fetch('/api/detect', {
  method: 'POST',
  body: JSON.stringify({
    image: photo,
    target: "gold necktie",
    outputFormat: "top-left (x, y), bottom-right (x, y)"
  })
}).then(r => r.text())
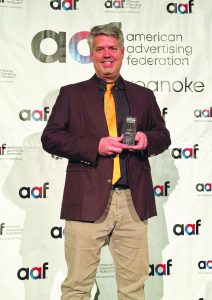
top-left (104, 83), bottom-right (121, 185)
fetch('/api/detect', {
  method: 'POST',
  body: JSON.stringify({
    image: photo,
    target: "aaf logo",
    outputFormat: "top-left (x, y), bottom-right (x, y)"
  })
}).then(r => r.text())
top-left (198, 260), bottom-right (212, 271)
top-left (173, 219), bottom-right (201, 236)
top-left (149, 259), bottom-right (172, 276)
top-left (17, 262), bottom-right (49, 280)
top-left (0, 143), bottom-right (6, 155)
top-left (51, 226), bottom-right (64, 239)
top-left (194, 107), bottom-right (212, 119)
top-left (32, 30), bottom-right (91, 64)
top-left (196, 182), bottom-right (212, 193)
top-left (19, 182), bottom-right (49, 199)
top-left (162, 107), bottom-right (168, 119)
top-left (105, 0), bottom-right (125, 8)
top-left (167, 0), bottom-right (194, 14)
top-left (50, 0), bottom-right (79, 10)
top-left (19, 107), bottom-right (50, 121)
top-left (0, 223), bottom-right (5, 235)
top-left (171, 144), bottom-right (199, 159)
top-left (154, 181), bottom-right (170, 197)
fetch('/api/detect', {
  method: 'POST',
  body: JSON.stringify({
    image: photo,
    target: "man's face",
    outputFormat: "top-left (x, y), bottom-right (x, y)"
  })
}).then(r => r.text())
top-left (90, 35), bottom-right (124, 82)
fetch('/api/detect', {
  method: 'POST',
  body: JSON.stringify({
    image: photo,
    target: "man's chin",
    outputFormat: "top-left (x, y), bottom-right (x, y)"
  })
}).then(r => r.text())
top-left (97, 70), bottom-right (118, 81)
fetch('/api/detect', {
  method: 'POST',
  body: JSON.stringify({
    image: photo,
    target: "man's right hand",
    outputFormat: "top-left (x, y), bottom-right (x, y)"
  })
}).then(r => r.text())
top-left (98, 135), bottom-right (127, 156)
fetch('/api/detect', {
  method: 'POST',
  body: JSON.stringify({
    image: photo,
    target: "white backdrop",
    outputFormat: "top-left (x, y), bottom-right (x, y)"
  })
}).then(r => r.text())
top-left (0, 1), bottom-right (212, 299)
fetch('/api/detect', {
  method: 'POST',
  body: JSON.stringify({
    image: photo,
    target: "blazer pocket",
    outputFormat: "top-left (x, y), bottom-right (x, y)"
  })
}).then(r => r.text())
top-left (66, 162), bottom-right (89, 172)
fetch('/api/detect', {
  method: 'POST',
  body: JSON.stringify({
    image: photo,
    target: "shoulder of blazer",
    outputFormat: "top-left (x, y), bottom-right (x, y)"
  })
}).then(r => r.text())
top-left (59, 76), bottom-right (97, 93)
top-left (123, 79), bottom-right (154, 96)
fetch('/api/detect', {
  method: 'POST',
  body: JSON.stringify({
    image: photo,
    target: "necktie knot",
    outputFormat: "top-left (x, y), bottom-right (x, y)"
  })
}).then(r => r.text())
top-left (106, 83), bottom-right (114, 92)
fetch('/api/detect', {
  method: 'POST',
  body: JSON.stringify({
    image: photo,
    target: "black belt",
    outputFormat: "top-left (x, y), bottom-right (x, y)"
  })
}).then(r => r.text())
top-left (112, 184), bottom-right (130, 191)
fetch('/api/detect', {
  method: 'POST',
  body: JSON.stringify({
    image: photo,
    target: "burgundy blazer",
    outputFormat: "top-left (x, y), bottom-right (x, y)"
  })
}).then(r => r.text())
top-left (41, 75), bottom-right (171, 221)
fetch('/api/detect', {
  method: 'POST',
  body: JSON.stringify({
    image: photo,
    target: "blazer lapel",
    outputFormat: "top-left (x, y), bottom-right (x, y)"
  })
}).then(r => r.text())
top-left (124, 81), bottom-right (140, 119)
top-left (124, 80), bottom-right (147, 132)
top-left (81, 77), bottom-right (109, 137)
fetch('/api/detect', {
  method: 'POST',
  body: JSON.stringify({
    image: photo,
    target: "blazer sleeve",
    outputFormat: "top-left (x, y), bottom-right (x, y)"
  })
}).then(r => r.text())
top-left (143, 91), bottom-right (171, 157)
top-left (41, 87), bottom-right (101, 165)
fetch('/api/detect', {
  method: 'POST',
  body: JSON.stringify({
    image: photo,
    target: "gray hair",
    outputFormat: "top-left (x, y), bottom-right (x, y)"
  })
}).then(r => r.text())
top-left (87, 23), bottom-right (124, 52)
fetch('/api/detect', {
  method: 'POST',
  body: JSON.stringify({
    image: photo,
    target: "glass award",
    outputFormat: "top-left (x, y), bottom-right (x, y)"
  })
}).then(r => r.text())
top-left (123, 117), bottom-right (137, 145)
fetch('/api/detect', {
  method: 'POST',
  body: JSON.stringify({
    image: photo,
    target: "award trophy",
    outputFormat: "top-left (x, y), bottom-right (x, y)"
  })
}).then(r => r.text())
top-left (123, 117), bottom-right (137, 145)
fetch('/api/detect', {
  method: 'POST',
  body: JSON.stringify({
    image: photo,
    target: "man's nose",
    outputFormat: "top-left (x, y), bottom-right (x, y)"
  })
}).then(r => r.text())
top-left (103, 48), bottom-right (110, 57)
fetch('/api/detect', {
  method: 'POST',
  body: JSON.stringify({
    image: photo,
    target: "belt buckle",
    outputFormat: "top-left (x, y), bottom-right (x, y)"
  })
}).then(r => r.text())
top-left (113, 186), bottom-right (120, 191)
top-left (112, 184), bottom-right (129, 191)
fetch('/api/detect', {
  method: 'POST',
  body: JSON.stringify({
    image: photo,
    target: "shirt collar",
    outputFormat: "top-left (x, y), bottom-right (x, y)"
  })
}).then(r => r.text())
top-left (94, 74), bottom-right (125, 91)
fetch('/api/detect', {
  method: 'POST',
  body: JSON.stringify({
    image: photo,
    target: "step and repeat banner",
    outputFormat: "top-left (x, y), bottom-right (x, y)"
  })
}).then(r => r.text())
top-left (0, 1), bottom-right (212, 299)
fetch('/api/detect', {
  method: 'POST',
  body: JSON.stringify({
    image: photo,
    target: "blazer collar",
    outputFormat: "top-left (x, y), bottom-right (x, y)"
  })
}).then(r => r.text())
top-left (81, 75), bottom-right (109, 137)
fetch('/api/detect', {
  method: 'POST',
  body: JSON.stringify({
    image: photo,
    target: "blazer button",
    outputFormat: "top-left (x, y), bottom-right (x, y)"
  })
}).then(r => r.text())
top-left (107, 179), bottom-right (111, 183)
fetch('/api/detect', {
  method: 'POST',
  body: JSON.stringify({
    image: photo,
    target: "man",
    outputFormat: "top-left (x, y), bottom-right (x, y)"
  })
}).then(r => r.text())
top-left (41, 23), bottom-right (171, 300)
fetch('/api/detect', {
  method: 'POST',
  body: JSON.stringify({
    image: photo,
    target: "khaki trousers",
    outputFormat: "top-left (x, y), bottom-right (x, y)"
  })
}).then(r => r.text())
top-left (61, 189), bottom-right (149, 300)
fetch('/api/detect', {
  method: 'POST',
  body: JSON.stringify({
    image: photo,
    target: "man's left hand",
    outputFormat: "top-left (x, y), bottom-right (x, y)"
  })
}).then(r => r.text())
top-left (125, 131), bottom-right (148, 151)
